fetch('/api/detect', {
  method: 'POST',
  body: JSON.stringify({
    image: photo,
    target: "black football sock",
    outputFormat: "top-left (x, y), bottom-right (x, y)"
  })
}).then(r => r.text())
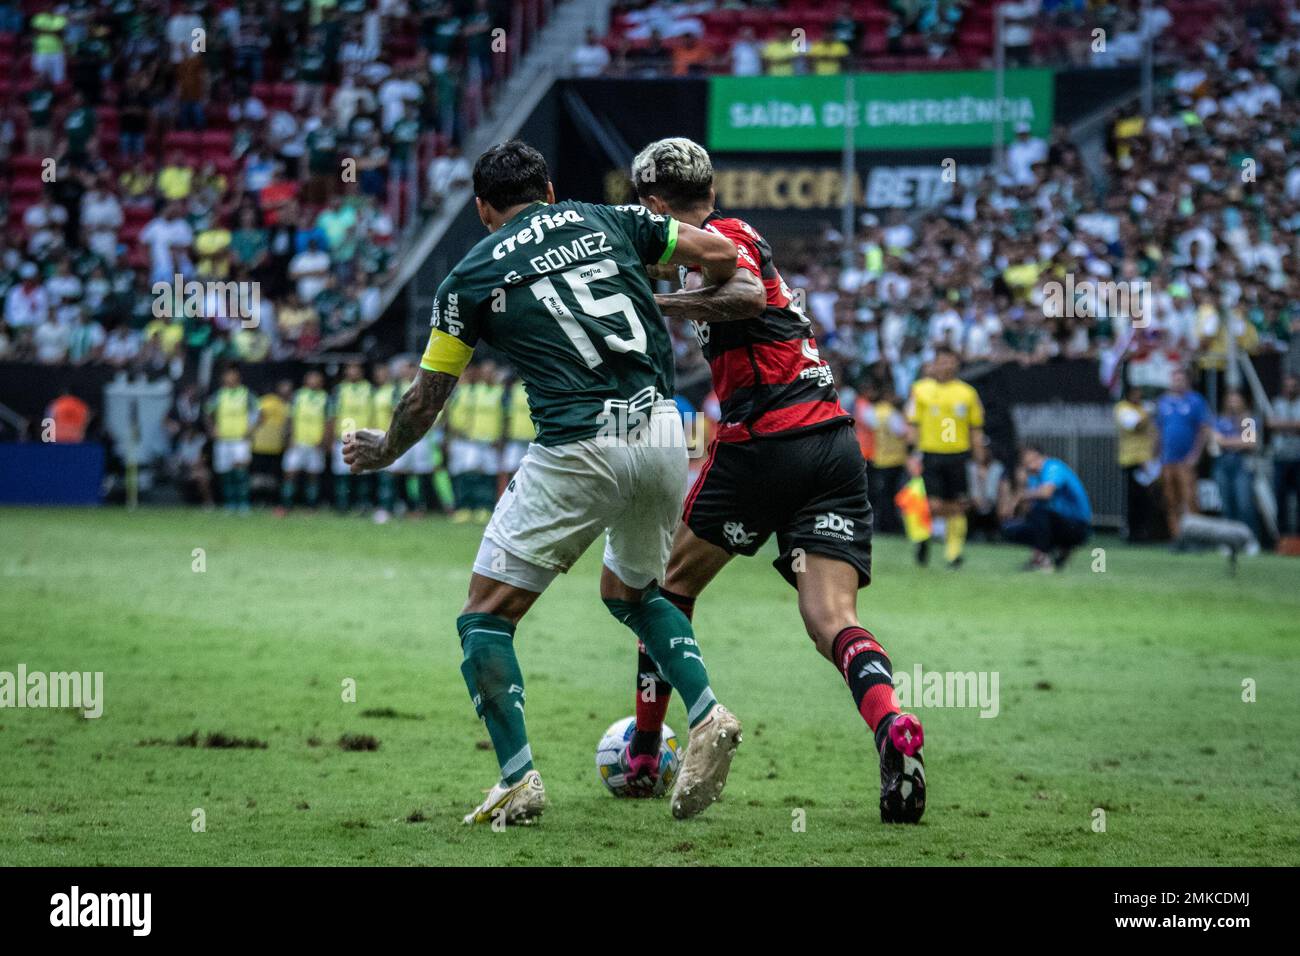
top-left (831, 626), bottom-right (902, 748)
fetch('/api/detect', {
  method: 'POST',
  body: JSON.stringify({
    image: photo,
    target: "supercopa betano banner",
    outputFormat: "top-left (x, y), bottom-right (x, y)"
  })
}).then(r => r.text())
top-left (590, 148), bottom-right (992, 240)
top-left (708, 148), bottom-right (992, 215)
top-left (707, 69), bottom-right (1055, 151)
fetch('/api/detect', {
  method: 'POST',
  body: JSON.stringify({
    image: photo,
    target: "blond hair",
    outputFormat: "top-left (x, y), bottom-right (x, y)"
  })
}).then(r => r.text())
top-left (631, 137), bottom-right (714, 206)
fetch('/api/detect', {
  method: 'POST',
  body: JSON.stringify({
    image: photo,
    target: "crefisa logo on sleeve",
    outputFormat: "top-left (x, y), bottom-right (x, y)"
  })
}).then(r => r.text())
top-left (49, 886), bottom-right (151, 937)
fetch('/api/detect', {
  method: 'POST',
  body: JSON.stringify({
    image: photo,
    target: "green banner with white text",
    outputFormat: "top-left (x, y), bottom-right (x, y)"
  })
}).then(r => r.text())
top-left (708, 69), bottom-right (1055, 151)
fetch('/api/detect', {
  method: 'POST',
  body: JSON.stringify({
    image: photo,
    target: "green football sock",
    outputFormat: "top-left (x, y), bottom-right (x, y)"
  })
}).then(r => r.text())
top-left (376, 472), bottom-right (395, 511)
top-left (433, 471), bottom-right (453, 510)
top-left (334, 475), bottom-right (350, 510)
top-left (220, 472), bottom-right (234, 505)
top-left (604, 587), bottom-right (716, 728)
top-left (235, 469), bottom-right (251, 506)
top-left (281, 476), bottom-right (296, 507)
top-left (402, 475), bottom-right (422, 510)
top-left (458, 613), bottom-right (533, 785)
top-left (305, 475), bottom-right (319, 507)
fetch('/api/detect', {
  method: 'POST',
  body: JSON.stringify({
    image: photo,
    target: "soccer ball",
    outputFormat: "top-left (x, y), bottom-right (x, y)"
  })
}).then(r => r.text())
top-left (595, 716), bottom-right (680, 798)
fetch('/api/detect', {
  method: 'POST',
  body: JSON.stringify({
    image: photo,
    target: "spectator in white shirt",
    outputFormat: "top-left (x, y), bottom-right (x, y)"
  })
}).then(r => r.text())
top-left (81, 182), bottom-right (124, 261)
top-left (290, 239), bottom-right (332, 303)
top-left (1006, 123), bottom-right (1048, 186)
top-left (166, 2), bottom-right (204, 64)
top-left (999, 0), bottom-right (1040, 65)
top-left (426, 146), bottom-right (472, 211)
top-left (4, 263), bottom-right (50, 329)
top-left (140, 203), bottom-right (194, 284)
top-left (339, 23), bottom-right (380, 78)
top-left (44, 257), bottom-right (83, 324)
top-left (22, 195), bottom-right (67, 258)
top-left (377, 68), bottom-right (422, 132)
top-left (332, 76), bottom-right (377, 129)
top-left (102, 324), bottom-right (141, 367)
top-left (34, 312), bottom-right (70, 363)
top-left (570, 29), bottom-right (611, 77)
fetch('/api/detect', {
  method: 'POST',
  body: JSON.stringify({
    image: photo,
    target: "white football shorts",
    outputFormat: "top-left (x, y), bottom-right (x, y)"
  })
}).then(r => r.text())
top-left (473, 400), bottom-right (688, 592)
top-left (212, 439), bottom-right (252, 474)
top-left (282, 443), bottom-right (325, 474)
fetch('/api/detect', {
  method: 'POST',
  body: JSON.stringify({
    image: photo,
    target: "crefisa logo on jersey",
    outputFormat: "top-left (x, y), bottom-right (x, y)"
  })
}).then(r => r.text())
top-left (445, 292), bottom-right (461, 335)
top-left (492, 209), bottom-right (586, 260)
top-left (432, 292), bottom-right (462, 335)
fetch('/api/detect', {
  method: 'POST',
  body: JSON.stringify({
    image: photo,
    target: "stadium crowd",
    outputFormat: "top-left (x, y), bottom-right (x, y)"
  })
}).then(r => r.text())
top-left (776, 84), bottom-right (1300, 394)
top-left (629, 0), bottom-right (1300, 547)
top-left (573, 0), bottom-right (1263, 77)
top-left (9, 0), bottom-right (1300, 550)
top-left (0, 0), bottom-right (518, 369)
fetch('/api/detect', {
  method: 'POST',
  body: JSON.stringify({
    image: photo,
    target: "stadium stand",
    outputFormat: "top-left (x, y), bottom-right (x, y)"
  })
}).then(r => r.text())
top-left (0, 0), bottom-right (552, 366)
top-left (583, 0), bottom-right (1273, 76)
top-left (2, 0), bottom-right (1299, 548)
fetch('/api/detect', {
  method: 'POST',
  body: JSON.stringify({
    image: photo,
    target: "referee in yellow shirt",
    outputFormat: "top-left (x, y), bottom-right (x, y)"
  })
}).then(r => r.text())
top-left (906, 346), bottom-right (985, 568)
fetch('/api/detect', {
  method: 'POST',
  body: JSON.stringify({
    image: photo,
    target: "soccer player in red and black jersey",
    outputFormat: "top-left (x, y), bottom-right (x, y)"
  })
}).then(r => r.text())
top-left (623, 138), bottom-right (925, 823)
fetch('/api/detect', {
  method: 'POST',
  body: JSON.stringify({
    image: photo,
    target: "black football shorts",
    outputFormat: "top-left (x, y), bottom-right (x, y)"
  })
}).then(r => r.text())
top-left (921, 451), bottom-right (970, 501)
top-left (683, 421), bottom-right (873, 589)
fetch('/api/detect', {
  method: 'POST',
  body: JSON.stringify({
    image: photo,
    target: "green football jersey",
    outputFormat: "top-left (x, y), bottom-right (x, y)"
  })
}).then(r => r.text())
top-left (422, 200), bottom-right (681, 446)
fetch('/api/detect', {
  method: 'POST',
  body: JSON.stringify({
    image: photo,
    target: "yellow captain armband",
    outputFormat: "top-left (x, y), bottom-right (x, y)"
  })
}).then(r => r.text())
top-left (420, 329), bottom-right (474, 376)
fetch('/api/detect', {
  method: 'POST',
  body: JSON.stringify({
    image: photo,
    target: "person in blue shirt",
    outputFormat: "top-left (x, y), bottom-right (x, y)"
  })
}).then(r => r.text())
top-left (1002, 445), bottom-right (1092, 571)
top-left (1156, 367), bottom-right (1212, 539)
top-left (1212, 390), bottom-right (1260, 537)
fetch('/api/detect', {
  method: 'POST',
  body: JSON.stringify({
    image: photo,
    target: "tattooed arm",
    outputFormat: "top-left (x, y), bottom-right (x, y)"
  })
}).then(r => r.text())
top-left (342, 369), bottom-right (458, 474)
top-left (653, 268), bottom-right (766, 324)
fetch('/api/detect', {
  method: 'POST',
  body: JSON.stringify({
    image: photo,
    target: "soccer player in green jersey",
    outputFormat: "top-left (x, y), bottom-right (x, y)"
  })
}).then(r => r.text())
top-left (344, 140), bottom-right (744, 825)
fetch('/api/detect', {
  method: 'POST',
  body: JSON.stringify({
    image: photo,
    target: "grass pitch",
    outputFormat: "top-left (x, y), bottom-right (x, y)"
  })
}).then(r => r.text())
top-left (2, 507), bottom-right (1298, 866)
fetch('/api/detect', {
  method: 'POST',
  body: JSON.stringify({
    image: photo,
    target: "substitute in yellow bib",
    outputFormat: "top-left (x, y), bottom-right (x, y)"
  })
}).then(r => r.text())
top-left (330, 362), bottom-right (374, 511)
top-left (906, 345), bottom-right (985, 568)
top-left (205, 365), bottom-right (259, 512)
top-left (282, 370), bottom-right (329, 510)
top-left (388, 358), bottom-right (451, 515)
top-left (446, 360), bottom-right (505, 523)
top-left (501, 377), bottom-right (535, 479)
top-left (370, 362), bottom-right (404, 521)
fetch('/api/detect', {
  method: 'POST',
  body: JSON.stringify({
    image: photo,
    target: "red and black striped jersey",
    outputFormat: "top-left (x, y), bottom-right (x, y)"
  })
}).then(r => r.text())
top-left (691, 212), bottom-right (849, 443)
